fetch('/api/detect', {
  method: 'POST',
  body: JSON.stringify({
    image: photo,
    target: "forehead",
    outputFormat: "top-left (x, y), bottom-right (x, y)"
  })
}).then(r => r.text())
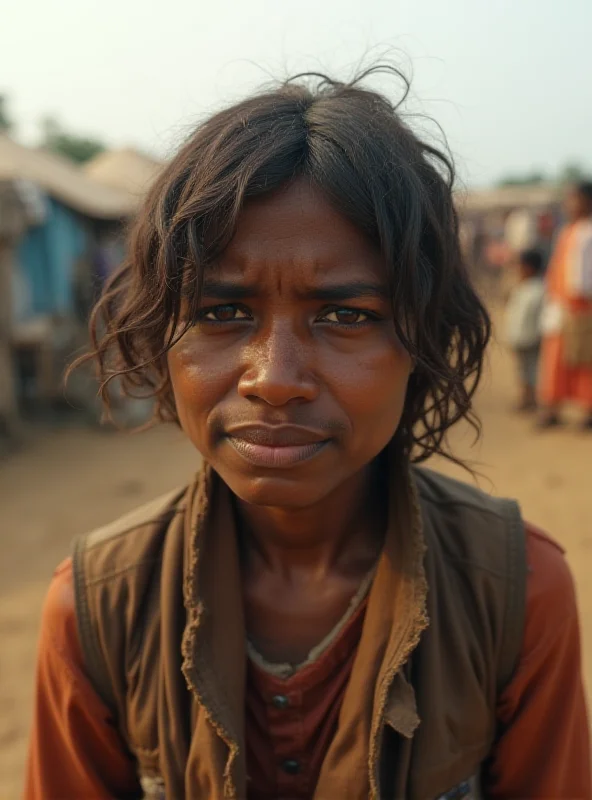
top-left (213, 178), bottom-right (385, 285)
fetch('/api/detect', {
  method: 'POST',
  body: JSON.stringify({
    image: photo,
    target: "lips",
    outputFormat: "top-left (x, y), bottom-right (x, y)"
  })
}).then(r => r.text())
top-left (224, 424), bottom-right (330, 468)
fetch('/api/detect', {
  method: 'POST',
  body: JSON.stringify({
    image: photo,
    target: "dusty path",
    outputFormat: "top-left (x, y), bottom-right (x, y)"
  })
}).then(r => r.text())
top-left (1, 338), bottom-right (591, 796)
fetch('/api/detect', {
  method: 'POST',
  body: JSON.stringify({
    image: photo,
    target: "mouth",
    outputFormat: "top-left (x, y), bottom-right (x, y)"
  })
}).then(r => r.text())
top-left (224, 424), bottom-right (330, 469)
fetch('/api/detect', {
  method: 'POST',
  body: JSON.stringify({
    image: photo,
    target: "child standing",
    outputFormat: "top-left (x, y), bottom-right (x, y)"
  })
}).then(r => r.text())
top-left (505, 248), bottom-right (546, 411)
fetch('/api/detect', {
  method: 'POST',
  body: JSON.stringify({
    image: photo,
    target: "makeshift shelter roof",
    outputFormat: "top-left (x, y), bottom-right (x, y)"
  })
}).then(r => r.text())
top-left (458, 184), bottom-right (562, 214)
top-left (84, 148), bottom-right (162, 199)
top-left (0, 134), bottom-right (136, 220)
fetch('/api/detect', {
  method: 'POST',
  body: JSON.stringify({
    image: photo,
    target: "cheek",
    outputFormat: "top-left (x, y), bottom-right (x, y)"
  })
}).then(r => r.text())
top-left (167, 337), bottom-right (235, 439)
top-left (323, 342), bottom-right (412, 438)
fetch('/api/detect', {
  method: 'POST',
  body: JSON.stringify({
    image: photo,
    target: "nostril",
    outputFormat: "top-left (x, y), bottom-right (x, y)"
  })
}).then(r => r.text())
top-left (237, 371), bottom-right (318, 405)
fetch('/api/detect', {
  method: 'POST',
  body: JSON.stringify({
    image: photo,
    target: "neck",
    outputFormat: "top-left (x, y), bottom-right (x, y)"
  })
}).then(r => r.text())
top-left (234, 458), bottom-right (387, 579)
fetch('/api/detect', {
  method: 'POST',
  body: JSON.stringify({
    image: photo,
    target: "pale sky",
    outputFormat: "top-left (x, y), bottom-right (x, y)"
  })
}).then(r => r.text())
top-left (2, 0), bottom-right (591, 186)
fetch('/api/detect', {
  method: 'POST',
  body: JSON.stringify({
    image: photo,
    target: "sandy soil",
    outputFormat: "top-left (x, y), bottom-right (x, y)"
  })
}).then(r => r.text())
top-left (1, 337), bottom-right (591, 797)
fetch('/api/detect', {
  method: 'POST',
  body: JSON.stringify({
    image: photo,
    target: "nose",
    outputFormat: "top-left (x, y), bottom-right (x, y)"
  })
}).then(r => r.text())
top-left (237, 324), bottom-right (319, 406)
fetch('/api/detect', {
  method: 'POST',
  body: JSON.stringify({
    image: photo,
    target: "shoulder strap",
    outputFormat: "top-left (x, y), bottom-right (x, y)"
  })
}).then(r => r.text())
top-left (71, 487), bottom-right (186, 720)
top-left (72, 532), bottom-right (119, 716)
top-left (413, 466), bottom-right (529, 695)
top-left (496, 498), bottom-right (528, 693)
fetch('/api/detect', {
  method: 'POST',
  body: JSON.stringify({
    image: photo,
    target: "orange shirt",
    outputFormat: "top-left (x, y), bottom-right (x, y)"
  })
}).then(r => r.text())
top-left (25, 524), bottom-right (591, 800)
top-left (539, 222), bottom-right (592, 409)
top-left (245, 599), bottom-right (368, 798)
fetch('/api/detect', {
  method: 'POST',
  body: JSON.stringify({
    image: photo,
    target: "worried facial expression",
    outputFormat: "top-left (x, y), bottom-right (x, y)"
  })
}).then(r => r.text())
top-left (168, 179), bottom-right (412, 508)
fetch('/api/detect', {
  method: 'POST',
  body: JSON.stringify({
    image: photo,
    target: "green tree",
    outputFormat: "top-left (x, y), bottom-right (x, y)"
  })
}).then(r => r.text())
top-left (497, 171), bottom-right (546, 188)
top-left (40, 115), bottom-right (105, 164)
top-left (558, 163), bottom-right (587, 185)
top-left (0, 95), bottom-right (12, 132)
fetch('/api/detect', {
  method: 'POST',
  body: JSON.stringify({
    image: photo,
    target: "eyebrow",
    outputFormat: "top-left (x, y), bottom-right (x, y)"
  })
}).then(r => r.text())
top-left (199, 280), bottom-right (258, 300)
top-left (199, 279), bottom-right (389, 302)
top-left (300, 282), bottom-right (389, 302)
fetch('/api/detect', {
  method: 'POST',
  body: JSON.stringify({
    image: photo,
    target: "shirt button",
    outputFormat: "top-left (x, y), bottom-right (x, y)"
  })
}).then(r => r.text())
top-left (281, 759), bottom-right (301, 775)
top-left (271, 694), bottom-right (289, 709)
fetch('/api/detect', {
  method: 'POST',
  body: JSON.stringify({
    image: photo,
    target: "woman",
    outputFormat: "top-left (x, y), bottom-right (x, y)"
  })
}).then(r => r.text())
top-left (26, 70), bottom-right (590, 799)
top-left (538, 182), bottom-right (592, 428)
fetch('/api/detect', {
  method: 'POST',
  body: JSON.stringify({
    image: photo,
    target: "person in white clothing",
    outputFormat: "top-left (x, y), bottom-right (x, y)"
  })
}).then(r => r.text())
top-left (505, 249), bottom-right (546, 411)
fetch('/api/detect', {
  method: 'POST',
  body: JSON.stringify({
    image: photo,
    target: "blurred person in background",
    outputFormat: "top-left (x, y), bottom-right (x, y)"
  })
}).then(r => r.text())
top-left (499, 207), bottom-right (536, 303)
top-left (535, 208), bottom-right (558, 272)
top-left (538, 182), bottom-right (592, 428)
top-left (505, 248), bottom-right (546, 412)
top-left (25, 70), bottom-right (590, 800)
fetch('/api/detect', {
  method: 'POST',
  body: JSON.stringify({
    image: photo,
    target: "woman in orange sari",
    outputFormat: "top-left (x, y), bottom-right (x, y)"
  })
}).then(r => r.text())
top-left (538, 183), bottom-right (592, 428)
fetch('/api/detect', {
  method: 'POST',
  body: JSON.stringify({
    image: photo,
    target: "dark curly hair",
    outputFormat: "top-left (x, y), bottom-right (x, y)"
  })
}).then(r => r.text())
top-left (77, 66), bottom-right (490, 464)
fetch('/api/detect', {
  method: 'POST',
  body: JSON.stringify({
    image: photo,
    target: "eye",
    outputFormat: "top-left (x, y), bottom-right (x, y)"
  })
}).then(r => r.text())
top-left (201, 304), bottom-right (250, 322)
top-left (321, 307), bottom-right (373, 325)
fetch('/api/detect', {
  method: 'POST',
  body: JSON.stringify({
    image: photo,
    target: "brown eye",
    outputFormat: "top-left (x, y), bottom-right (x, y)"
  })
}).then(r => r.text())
top-left (323, 308), bottom-right (370, 325)
top-left (203, 304), bottom-right (249, 322)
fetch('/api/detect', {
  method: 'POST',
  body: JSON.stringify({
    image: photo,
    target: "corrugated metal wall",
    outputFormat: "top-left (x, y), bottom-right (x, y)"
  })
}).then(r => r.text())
top-left (16, 196), bottom-right (89, 320)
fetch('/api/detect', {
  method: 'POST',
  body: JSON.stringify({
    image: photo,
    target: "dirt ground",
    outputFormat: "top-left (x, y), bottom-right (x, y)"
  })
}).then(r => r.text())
top-left (1, 335), bottom-right (591, 797)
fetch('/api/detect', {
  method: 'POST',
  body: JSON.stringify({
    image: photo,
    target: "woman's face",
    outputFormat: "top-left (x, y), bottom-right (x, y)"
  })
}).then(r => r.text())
top-left (168, 179), bottom-right (412, 508)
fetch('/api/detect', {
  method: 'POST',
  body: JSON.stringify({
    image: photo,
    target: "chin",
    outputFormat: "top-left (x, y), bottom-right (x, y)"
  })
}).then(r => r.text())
top-left (221, 472), bottom-right (337, 510)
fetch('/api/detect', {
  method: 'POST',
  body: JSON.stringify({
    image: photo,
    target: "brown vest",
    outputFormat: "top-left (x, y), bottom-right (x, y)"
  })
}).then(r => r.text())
top-left (72, 456), bottom-right (526, 799)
